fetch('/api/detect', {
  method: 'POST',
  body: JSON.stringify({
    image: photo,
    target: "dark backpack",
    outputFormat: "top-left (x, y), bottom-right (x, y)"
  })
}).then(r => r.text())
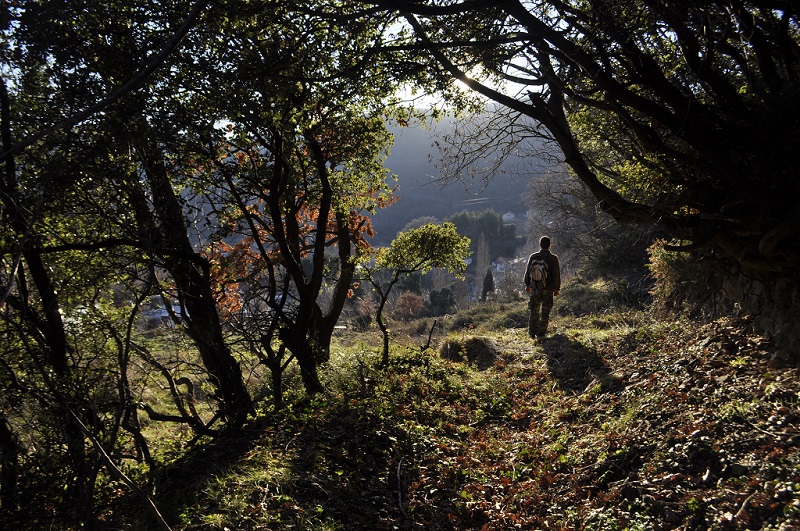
top-left (528, 258), bottom-right (549, 290)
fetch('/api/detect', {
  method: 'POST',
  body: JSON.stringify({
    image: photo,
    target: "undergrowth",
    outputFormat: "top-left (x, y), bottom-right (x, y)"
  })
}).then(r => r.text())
top-left (102, 289), bottom-right (799, 530)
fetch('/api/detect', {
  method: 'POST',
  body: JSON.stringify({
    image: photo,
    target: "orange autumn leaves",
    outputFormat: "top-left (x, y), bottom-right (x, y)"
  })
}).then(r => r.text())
top-left (203, 190), bottom-right (393, 319)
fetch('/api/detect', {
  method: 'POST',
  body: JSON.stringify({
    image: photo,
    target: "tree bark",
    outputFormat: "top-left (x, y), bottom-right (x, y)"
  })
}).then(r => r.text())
top-left (137, 147), bottom-right (252, 424)
top-left (0, 415), bottom-right (20, 514)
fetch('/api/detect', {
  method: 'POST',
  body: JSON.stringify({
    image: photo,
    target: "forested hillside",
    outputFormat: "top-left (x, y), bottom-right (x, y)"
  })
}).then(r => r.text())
top-left (372, 120), bottom-right (531, 245)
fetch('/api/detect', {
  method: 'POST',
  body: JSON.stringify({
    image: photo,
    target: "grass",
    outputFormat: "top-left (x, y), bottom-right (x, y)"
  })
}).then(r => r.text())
top-left (96, 282), bottom-right (800, 530)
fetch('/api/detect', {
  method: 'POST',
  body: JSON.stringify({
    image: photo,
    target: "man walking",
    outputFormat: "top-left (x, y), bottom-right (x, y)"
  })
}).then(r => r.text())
top-left (524, 236), bottom-right (561, 339)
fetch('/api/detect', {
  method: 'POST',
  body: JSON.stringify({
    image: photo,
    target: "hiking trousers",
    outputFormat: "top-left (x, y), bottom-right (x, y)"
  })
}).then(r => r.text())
top-left (528, 288), bottom-right (554, 338)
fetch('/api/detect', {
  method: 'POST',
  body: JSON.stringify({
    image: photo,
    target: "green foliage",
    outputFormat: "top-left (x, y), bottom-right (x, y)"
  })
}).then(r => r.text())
top-left (557, 276), bottom-right (645, 316)
top-left (647, 241), bottom-right (695, 306)
top-left (364, 221), bottom-right (470, 362)
top-left (439, 335), bottom-right (499, 371)
top-left (579, 227), bottom-right (657, 286)
top-left (396, 271), bottom-right (422, 294)
top-left (375, 1), bottom-right (800, 361)
top-left (490, 306), bottom-right (528, 329)
top-left (0, 0), bottom-right (416, 524)
top-left (428, 287), bottom-right (457, 317)
top-left (40, 296), bottom-right (799, 531)
top-left (6, 2), bottom-right (800, 529)
top-left (375, 222), bottom-right (471, 276)
top-left (446, 301), bottom-right (528, 331)
top-left (481, 268), bottom-right (495, 300)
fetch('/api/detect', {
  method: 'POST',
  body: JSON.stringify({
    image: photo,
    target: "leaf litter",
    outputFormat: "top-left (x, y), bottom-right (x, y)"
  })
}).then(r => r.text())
top-left (152, 313), bottom-right (799, 530)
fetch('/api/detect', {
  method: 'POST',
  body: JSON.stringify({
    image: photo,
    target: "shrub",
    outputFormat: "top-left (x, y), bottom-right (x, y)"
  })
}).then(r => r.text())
top-left (439, 336), bottom-right (499, 370)
top-left (449, 313), bottom-right (477, 330)
top-left (447, 301), bottom-right (528, 331)
top-left (351, 297), bottom-right (376, 331)
top-left (555, 275), bottom-right (649, 316)
top-left (393, 291), bottom-right (424, 321)
top-left (490, 307), bottom-right (529, 329)
top-left (428, 288), bottom-right (457, 316)
top-left (646, 240), bottom-right (723, 316)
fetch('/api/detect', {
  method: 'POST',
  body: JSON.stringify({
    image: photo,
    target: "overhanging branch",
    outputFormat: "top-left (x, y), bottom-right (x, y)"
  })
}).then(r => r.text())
top-left (0, 0), bottom-right (209, 163)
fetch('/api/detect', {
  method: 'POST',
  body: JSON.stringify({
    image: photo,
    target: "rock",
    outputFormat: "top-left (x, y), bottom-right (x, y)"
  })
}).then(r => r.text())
top-left (724, 463), bottom-right (749, 477)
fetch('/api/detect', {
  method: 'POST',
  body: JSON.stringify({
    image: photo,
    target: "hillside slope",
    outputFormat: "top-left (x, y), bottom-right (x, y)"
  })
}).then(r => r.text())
top-left (111, 310), bottom-right (799, 530)
top-left (371, 121), bottom-right (533, 245)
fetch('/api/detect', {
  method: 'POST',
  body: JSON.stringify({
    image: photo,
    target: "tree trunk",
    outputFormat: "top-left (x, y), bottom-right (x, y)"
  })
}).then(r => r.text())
top-left (376, 298), bottom-right (390, 367)
top-left (293, 341), bottom-right (324, 396)
top-left (270, 361), bottom-right (284, 409)
top-left (174, 271), bottom-right (253, 421)
top-left (371, 275), bottom-right (398, 367)
top-left (1, 80), bottom-right (69, 374)
top-left (139, 150), bottom-right (252, 424)
top-left (1, 82), bottom-right (94, 521)
top-left (313, 211), bottom-right (358, 364)
top-left (0, 415), bottom-right (20, 514)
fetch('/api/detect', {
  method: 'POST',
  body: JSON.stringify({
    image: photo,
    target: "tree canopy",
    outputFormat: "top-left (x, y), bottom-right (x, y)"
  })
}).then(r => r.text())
top-left (2, 0), bottom-right (800, 526)
top-left (354, 0), bottom-right (800, 353)
top-left (360, 0), bottom-right (799, 271)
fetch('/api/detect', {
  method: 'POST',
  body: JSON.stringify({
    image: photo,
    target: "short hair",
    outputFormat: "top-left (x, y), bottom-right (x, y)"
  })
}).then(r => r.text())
top-left (539, 236), bottom-right (551, 249)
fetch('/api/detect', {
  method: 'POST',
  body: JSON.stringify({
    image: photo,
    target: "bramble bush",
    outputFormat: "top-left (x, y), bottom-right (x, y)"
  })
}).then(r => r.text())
top-left (646, 240), bottom-right (724, 318)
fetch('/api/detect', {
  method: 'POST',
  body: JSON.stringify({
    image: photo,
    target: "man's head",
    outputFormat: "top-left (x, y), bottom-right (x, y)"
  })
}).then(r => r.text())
top-left (539, 236), bottom-right (551, 249)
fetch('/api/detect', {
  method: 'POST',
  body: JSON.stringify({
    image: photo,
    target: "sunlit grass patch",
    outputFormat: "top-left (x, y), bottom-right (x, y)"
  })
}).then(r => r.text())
top-left (445, 300), bottom-right (529, 332)
top-left (557, 276), bottom-right (642, 315)
top-left (145, 433), bottom-right (299, 529)
top-left (178, 454), bottom-right (294, 528)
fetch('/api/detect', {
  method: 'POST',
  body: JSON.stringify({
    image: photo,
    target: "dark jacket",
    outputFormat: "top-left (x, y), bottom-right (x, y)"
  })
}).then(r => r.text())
top-left (524, 249), bottom-right (561, 292)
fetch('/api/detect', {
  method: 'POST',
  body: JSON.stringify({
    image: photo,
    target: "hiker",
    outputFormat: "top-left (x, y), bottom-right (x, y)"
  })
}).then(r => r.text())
top-left (524, 236), bottom-right (561, 339)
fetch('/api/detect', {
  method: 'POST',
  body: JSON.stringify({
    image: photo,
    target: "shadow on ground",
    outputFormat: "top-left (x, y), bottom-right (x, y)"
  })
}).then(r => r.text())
top-left (121, 402), bottom-right (413, 530)
top-left (539, 333), bottom-right (623, 394)
top-left (282, 404), bottom-right (415, 529)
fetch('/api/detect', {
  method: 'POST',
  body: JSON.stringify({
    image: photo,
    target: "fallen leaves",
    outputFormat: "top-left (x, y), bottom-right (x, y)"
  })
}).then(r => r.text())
top-left (130, 313), bottom-right (799, 530)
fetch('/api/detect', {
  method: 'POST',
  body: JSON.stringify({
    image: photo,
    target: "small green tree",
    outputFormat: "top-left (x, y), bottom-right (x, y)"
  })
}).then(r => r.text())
top-left (360, 222), bottom-right (470, 365)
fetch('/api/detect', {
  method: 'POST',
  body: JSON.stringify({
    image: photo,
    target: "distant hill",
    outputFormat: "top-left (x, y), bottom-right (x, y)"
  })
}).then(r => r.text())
top-left (371, 120), bottom-right (535, 245)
